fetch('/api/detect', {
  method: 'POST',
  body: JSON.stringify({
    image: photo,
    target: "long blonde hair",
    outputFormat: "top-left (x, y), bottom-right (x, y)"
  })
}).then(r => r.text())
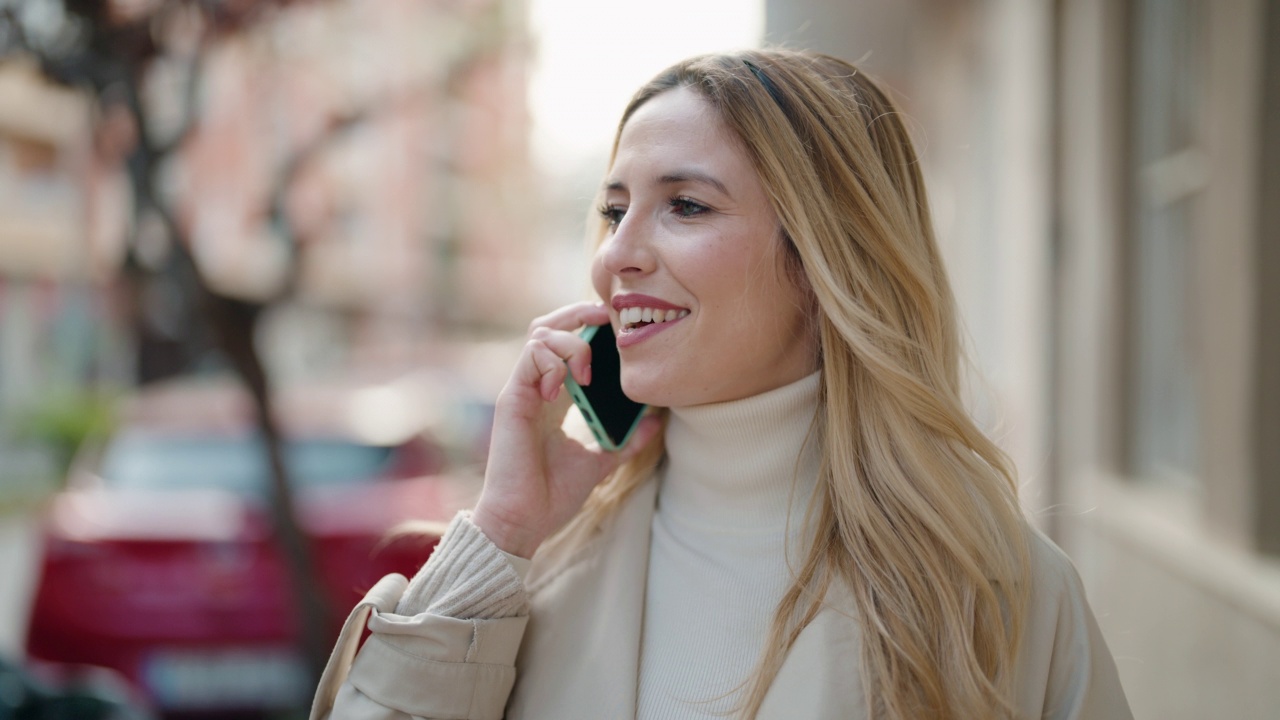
top-left (549, 49), bottom-right (1030, 720)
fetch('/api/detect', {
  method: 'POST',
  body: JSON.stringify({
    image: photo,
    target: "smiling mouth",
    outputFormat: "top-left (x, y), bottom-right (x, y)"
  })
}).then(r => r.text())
top-left (619, 306), bottom-right (690, 331)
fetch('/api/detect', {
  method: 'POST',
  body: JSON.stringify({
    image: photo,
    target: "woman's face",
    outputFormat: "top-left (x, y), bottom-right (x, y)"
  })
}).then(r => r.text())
top-left (591, 87), bottom-right (818, 408)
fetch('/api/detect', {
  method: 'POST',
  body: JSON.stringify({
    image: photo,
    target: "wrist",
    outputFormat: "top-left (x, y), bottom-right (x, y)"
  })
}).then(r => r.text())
top-left (471, 503), bottom-right (542, 559)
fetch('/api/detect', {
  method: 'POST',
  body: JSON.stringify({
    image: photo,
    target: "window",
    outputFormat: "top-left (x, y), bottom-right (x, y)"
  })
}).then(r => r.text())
top-left (1126, 0), bottom-right (1206, 486)
top-left (100, 431), bottom-right (398, 495)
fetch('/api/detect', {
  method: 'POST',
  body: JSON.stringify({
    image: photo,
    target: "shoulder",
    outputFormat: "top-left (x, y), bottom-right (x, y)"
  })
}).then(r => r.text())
top-left (1017, 522), bottom-right (1101, 657)
top-left (1013, 523), bottom-right (1134, 720)
top-left (1023, 524), bottom-right (1089, 609)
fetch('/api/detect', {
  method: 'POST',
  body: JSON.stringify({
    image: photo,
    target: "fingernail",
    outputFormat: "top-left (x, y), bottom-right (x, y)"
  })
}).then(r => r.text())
top-left (583, 365), bottom-right (592, 385)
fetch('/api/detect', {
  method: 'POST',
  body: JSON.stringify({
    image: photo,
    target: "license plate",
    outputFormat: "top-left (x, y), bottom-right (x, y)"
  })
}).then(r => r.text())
top-left (142, 647), bottom-right (309, 710)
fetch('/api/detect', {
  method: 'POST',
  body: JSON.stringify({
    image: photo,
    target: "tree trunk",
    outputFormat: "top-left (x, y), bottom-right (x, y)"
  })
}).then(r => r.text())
top-left (206, 292), bottom-right (334, 687)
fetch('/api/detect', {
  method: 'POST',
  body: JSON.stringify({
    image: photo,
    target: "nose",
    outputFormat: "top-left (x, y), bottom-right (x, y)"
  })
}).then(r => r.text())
top-left (597, 212), bottom-right (657, 278)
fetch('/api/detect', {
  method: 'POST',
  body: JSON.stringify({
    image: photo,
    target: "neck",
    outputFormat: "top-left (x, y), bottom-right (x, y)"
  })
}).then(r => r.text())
top-left (660, 371), bottom-right (823, 531)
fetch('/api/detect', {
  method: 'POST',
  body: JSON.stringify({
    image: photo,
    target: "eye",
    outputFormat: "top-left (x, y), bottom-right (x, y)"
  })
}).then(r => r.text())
top-left (669, 197), bottom-right (710, 218)
top-left (597, 203), bottom-right (626, 229)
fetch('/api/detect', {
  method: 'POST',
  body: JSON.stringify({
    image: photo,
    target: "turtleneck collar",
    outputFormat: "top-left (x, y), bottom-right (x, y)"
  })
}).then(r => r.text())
top-left (658, 371), bottom-right (823, 532)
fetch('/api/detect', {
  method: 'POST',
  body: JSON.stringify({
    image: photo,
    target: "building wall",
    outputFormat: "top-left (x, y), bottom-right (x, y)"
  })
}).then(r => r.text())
top-left (1072, 480), bottom-right (1280, 718)
top-left (0, 62), bottom-right (130, 472)
top-left (767, 0), bottom-right (1280, 717)
top-left (1058, 0), bottom-right (1280, 717)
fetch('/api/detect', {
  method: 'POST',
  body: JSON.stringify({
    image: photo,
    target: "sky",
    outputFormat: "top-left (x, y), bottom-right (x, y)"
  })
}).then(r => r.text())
top-left (526, 0), bottom-right (764, 179)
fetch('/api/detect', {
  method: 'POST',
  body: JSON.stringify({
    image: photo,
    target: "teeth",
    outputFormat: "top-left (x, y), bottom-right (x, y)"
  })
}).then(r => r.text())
top-left (619, 306), bottom-right (689, 328)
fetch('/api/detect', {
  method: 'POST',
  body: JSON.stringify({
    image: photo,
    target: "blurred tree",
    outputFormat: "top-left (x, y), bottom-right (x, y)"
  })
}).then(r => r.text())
top-left (1, 0), bottom-right (519, 691)
top-left (1, 0), bottom-right (359, 687)
top-left (17, 387), bottom-right (117, 479)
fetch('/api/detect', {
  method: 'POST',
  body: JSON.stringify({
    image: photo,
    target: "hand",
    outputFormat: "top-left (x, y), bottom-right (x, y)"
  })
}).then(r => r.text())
top-left (471, 302), bottom-right (662, 558)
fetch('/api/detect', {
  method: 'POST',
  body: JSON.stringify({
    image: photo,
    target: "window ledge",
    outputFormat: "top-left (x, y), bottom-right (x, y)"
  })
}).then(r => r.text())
top-left (1071, 471), bottom-right (1280, 630)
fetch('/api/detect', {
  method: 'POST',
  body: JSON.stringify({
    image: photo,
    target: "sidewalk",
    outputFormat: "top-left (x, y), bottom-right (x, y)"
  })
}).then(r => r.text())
top-left (0, 514), bottom-right (38, 657)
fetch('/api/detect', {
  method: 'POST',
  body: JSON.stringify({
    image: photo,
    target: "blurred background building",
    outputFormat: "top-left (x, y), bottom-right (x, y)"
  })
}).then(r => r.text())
top-left (764, 0), bottom-right (1279, 717)
top-left (0, 0), bottom-right (1277, 717)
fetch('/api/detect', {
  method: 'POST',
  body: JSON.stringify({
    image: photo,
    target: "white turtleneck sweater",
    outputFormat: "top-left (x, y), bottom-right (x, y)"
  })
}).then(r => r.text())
top-left (392, 372), bottom-right (823, 717)
top-left (637, 373), bottom-right (821, 718)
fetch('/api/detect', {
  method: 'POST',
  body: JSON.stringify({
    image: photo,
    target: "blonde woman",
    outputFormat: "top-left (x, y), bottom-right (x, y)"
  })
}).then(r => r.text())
top-left (312, 49), bottom-right (1132, 720)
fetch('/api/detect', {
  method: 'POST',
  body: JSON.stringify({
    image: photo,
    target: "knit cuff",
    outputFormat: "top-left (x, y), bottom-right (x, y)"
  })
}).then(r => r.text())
top-left (394, 511), bottom-right (530, 620)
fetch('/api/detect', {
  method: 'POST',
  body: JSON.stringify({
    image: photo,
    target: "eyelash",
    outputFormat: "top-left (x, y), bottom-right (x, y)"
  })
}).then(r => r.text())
top-left (597, 204), bottom-right (625, 227)
top-left (596, 197), bottom-right (710, 228)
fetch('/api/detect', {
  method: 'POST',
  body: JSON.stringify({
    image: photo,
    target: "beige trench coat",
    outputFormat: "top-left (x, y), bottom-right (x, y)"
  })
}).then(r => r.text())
top-left (311, 479), bottom-right (1132, 720)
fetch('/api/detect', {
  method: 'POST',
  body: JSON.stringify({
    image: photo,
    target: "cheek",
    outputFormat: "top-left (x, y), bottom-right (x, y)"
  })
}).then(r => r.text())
top-left (590, 251), bottom-right (611, 301)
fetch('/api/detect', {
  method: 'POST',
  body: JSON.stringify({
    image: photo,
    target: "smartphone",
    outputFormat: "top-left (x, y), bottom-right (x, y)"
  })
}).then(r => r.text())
top-left (563, 323), bottom-right (648, 451)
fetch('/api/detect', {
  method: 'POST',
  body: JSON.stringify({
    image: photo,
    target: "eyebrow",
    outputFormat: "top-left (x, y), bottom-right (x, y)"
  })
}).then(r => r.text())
top-left (603, 169), bottom-right (731, 197)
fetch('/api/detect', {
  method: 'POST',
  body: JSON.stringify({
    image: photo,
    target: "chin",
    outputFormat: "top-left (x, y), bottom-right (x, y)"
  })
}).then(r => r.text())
top-left (619, 377), bottom-right (657, 407)
top-left (619, 370), bottom-right (671, 408)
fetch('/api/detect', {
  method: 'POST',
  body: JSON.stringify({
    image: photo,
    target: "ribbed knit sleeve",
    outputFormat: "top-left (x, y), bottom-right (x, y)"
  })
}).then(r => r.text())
top-left (394, 511), bottom-right (530, 620)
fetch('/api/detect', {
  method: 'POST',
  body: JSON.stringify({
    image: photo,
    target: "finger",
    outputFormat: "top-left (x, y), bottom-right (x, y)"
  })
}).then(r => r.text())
top-left (618, 414), bottom-right (663, 461)
top-left (512, 335), bottom-right (568, 397)
top-left (513, 335), bottom-right (567, 390)
top-left (530, 326), bottom-right (593, 385)
top-left (598, 413), bottom-right (663, 471)
top-left (527, 302), bottom-right (610, 336)
top-left (529, 341), bottom-right (568, 402)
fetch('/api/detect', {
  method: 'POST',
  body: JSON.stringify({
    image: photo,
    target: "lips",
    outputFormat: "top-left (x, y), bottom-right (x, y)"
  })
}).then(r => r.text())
top-left (611, 293), bottom-right (690, 348)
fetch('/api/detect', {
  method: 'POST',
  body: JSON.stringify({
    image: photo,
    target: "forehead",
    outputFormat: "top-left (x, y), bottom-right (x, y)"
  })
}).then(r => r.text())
top-left (610, 87), bottom-right (751, 182)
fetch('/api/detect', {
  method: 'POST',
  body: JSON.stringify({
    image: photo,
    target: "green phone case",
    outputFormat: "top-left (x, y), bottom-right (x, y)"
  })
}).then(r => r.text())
top-left (563, 324), bottom-right (647, 452)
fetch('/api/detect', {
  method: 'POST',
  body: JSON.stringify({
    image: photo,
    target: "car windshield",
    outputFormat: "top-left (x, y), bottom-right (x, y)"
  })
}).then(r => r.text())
top-left (99, 432), bottom-right (396, 494)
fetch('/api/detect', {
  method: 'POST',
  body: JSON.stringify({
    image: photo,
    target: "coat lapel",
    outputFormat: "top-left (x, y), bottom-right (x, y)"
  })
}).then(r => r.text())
top-left (506, 479), bottom-right (658, 720)
top-left (758, 581), bottom-right (866, 718)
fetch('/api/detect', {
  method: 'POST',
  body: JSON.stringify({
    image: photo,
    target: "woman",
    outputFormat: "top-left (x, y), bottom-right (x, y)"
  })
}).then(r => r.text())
top-left (312, 49), bottom-right (1132, 720)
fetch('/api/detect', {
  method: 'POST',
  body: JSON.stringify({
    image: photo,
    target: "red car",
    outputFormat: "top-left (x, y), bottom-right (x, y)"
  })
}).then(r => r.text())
top-left (25, 376), bottom-right (479, 716)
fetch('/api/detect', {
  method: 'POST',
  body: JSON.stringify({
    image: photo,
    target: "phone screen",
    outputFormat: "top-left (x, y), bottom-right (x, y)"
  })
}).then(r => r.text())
top-left (573, 324), bottom-right (647, 448)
